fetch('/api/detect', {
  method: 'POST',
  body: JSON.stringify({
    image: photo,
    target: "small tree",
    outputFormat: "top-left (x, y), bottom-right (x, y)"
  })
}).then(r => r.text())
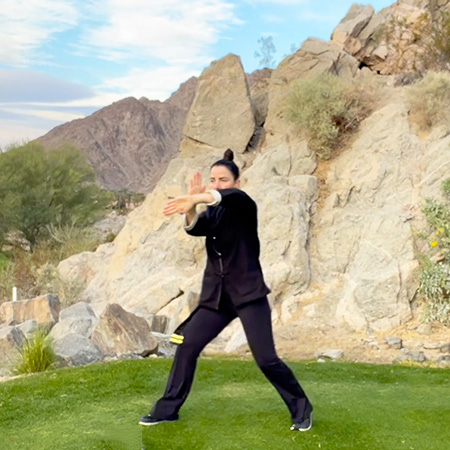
top-left (254, 36), bottom-right (277, 68)
top-left (0, 142), bottom-right (112, 250)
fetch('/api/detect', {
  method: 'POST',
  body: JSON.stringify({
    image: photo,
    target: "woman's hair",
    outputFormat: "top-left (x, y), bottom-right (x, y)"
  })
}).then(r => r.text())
top-left (211, 148), bottom-right (240, 180)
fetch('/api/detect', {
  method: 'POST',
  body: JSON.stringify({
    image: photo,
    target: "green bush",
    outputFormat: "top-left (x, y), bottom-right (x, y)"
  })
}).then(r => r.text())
top-left (419, 179), bottom-right (450, 324)
top-left (0, 142), bottom-right (112, 250)
top-left (407, 71), bottom-right (450, 131)
top-left (285, 73), bottom-right (374, 159)
top-left (15, 329), bottom-right (56, 375)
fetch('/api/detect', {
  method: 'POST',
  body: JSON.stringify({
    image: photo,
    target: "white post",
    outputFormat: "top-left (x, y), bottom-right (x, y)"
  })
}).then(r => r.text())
top-left (12, 286), bottom-right (17, 302)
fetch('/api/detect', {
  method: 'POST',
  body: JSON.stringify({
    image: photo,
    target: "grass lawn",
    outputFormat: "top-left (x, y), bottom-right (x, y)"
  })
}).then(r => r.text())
top-left (0, 358), bottom-right (449, 450)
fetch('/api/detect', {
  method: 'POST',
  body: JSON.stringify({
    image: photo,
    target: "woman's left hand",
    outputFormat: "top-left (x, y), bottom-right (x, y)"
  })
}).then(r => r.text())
top-left (163, 195), bottom-right (196, 216)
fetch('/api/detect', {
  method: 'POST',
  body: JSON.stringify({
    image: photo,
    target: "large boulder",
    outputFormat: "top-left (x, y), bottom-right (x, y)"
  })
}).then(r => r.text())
top-left (0, 325), bottom-right (25, 368)
top-left (331, 4), bottom-right (375, 55)
top-left (91, 304), bottom-right (158, 357)
top-left (53, 333), bottom-right (103, 367)
top-left (0, 294), bottom-right (60, 327)
top-left (49, 302), bottom-right (98, 341)
top-left (181, 54), bottom-right (255, 154)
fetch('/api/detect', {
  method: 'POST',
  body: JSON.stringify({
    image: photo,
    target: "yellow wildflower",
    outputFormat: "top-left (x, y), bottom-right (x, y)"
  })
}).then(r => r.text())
top-left (431, 241), bottom-right (438, 247)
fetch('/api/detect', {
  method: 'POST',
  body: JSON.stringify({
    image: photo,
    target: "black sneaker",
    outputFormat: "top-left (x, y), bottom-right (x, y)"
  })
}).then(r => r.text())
top-left (290, 411), bottom-right (313, 432)
top-left (139, 414), bottom-right (179, 426)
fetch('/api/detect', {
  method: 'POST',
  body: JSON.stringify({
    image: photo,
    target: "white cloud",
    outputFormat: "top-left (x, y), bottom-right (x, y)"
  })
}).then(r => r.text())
top-left (99, 65), bottom-right (200, 101)
top-left (80, 0), bottom-right (242, 64)
top-left (0, 123), bottom-right (51, 148)
top-left (0, 69), bottom-right (94, 102)
top-left (0, 0), bottom-right (79, 66)
top-left (0, 106), bottom-right (84, 123)
top-left (247, 0), bottom-right (308, 4)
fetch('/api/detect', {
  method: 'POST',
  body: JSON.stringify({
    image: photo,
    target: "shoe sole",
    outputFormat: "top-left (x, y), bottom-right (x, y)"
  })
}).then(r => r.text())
top-left (139, 419), bottom-right (178, 427)
top-left (291, 412), bottom-right (313, 432)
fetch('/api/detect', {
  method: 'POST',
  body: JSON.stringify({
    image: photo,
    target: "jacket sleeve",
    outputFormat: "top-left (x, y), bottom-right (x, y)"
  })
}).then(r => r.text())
top-left (184, 211), bottom-right (209, 236)
top-left (216, 188), bottom-right (254, 212)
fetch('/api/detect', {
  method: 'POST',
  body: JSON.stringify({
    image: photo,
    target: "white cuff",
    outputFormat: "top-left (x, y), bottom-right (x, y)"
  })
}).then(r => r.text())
top-left (206, 190), bottom-right (222, 207)
top-left (184, 213), bottom-right (198, 231)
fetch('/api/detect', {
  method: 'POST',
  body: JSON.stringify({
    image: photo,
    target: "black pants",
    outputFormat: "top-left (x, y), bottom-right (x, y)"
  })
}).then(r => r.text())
top-left (150, 296), bottom-right (312, 422)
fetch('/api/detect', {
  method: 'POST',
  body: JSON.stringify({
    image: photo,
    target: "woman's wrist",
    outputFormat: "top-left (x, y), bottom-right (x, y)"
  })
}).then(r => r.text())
top-left (191, 192), bottom-right (215, 205)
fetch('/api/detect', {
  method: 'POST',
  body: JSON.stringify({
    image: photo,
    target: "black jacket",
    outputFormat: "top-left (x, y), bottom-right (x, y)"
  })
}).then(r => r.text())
top-left (186, 188), bottom-right (270, 308)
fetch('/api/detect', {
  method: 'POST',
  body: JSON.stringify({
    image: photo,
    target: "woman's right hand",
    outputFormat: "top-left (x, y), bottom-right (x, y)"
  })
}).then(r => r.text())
top-left (188, 172), bottom-right (206, 195)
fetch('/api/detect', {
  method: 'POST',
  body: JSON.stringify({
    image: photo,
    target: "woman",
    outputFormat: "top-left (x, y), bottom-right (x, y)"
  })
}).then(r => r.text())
top-left (139, 149), bottom-right (313, 431)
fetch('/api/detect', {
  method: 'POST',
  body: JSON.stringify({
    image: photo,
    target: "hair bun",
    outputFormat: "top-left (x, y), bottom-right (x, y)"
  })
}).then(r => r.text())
top-left (223, 148), bottom-right (234, 161)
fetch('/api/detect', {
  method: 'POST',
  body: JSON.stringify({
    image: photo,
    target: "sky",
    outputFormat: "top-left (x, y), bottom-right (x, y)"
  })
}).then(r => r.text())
top-left (0, 0), bottom-right (395, 148)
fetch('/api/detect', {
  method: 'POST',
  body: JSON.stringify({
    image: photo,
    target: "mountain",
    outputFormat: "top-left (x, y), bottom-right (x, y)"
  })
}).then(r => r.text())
top-left (39, 77), bottom-right (198, 193)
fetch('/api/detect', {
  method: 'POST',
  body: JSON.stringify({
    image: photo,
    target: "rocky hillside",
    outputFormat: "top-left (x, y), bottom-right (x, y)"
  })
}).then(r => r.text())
top-left (38, 77), bottom-right (198, 193)
top-left (55, 0), bottom-right (450, 364)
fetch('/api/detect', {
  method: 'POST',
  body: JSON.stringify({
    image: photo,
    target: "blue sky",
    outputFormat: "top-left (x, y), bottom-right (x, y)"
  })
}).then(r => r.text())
top-left (0, 0), bottom-right (394, 147)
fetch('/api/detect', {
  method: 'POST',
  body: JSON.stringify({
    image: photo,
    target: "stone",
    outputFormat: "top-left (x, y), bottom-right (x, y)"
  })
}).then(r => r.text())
top-left (386, 337), bottom-right (403, 349)
top-left (417, 324), bottom-right (432, 335)
top-left (401, 349), bottom-right (427, 363)
top-left (437, 355), bottom-right (450, 365)
top-left (181, 54), bottom-right (255, 154)
top-left (315, 349), bottom-right (344, 360)
top-left (91, 304), bottom-right (158, 357)
top-left (49, 302), bottom-right (98, 341)
top-left (331, 4), bottom-right (375, 47)
top-left (440, 343), bottom-right (450, 353)
top-left (0, 325), bottom-right (25, 368)
top-left (148, 315), bottom-right (169, 334)
top-left (53, 333), bottom-right (103, 367)
top-left (17, 320), bottom-right (39, 339)
top-left (59, 301), bottom-right (97, 321)
top-left (423, 342), bottom-right (442, 350)
top-left (0, 294), bottom-right (60, 327)
top-left (151, 332), bottom-right (176, 358)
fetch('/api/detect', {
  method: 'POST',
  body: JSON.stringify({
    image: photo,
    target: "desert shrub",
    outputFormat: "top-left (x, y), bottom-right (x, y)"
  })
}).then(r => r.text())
top-left (407, 71), bottom-right (450, 131)
top-left (46, 223), bottom-right (103, 261)
top-left (15, 329), bottom-right (56, 374)
top-left (285, 73), bottom-right (375, 159)
top-left (34, 262), bottom-right (86, 308)
top-left (0, 225), bottom-right (93, 304)
top-left (419, 179), bottom-right (450, 324)
top-left (0, 262), bottom-right (15, 304)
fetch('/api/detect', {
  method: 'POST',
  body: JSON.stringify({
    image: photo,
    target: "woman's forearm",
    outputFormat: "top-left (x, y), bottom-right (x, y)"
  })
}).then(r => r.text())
top-left (185, 192), bottom-right (215, 225)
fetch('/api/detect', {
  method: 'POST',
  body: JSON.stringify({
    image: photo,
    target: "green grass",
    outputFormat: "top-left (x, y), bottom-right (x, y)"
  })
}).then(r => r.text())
top-left (0, 358), bottom-right (449, 450)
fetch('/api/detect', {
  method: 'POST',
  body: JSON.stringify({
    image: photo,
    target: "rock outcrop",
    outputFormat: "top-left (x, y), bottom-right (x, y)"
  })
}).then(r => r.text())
top-left (262, 38), bottom-right (360, 179)
top-left (331, 0), bottom-right (450, 74)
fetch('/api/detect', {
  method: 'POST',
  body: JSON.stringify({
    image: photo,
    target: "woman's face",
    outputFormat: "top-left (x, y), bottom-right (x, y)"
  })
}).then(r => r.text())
top-left (210, 165), bottom-right (240, 190)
